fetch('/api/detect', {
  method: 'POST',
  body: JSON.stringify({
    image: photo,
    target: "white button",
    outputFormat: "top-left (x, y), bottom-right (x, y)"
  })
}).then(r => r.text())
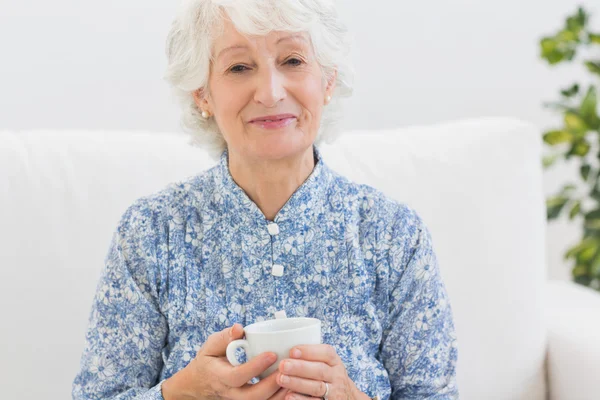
top-left (271, 264), bottom-right (284, 277)
top-left (274, 310), bottom-right (287, 319)
top-left (267, 223), bottom-right (280, 235)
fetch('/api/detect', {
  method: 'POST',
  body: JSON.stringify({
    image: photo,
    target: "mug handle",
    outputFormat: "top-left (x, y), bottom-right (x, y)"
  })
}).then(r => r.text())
top-left (226, 339), bottom-right (250, 366)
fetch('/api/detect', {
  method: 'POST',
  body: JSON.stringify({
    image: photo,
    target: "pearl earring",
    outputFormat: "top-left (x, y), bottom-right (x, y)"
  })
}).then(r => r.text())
top-left (325, 95), bottom-right (332, 104)
top-left (201, 110), bottom-right (209, 119)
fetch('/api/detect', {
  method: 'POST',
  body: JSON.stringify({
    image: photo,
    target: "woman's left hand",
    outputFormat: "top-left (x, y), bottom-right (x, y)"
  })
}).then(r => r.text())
top-left (275, 344), bottom-right (369, 400)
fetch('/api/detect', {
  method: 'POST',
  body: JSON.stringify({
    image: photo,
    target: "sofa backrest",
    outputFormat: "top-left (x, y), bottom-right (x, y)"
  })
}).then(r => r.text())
top-left (0, 117), bottom-right (546, 399)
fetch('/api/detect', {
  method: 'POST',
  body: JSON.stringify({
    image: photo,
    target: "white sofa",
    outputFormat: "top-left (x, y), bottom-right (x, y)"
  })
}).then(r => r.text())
top-left (1, 117), bottom-right (600, 399)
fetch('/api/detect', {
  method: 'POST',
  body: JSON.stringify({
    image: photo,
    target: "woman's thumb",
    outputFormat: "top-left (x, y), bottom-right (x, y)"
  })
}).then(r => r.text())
top-left (201, 323), bottom-right (244, 356)
top-left (229, 323), bottom-right (244, 340)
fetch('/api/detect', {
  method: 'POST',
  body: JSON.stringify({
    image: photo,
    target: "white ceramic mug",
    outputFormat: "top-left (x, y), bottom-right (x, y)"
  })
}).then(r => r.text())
top-left (226, 317), bottom-right (322, 379)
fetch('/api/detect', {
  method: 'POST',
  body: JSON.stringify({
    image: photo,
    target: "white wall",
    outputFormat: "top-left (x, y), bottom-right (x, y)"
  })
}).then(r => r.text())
top-left (1, 0), bottom-right (598, 280)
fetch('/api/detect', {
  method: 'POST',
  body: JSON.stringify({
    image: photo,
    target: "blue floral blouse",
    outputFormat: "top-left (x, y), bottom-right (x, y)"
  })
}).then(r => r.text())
top-left (73, 146), bottom-right (459, 399)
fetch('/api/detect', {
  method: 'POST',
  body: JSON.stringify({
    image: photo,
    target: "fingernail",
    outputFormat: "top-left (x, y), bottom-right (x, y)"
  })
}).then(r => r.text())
top-left (282, 361), bottom-right (292, 373)
top-left (291, 349), bottom-right (301, 358)
top-left (280, 374), bottom-right (289, 384)
top-left (267, 353), bottom-right (277, 363)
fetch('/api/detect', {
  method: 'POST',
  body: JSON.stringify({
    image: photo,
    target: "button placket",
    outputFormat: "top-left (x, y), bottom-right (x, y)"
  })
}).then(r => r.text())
top-left (267, 222), bottom-right (280, 236)
top-left (271, 264), bottom-right (284, 277)
top-left (267, 221), bottom-right (285, 314)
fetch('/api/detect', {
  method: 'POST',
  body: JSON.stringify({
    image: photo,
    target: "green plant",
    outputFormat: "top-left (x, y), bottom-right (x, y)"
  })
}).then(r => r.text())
top-left (541, 6), bottom-right (600, 291)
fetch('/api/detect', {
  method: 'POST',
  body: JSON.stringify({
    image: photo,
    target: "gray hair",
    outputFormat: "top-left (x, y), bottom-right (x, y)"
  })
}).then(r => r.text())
top-left (164, 0), bottom-right (354, 158)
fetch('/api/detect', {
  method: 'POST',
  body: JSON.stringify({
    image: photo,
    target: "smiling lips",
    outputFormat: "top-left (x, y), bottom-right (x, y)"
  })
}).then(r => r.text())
top-left (249, 114), bottom-right (297, 129)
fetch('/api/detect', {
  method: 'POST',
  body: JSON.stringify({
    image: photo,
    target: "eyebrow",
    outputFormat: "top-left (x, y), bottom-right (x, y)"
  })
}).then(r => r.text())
top-left (276, 34), bottom-right (308, 45)
top-left (216, 45), bottom-right (248, 61)
top-left (216, 34), bottom-right (309, 60)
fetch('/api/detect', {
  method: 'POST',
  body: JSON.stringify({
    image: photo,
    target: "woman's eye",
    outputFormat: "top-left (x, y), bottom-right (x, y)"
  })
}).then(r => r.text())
top-left (285, 58), bottom-right (303, 66)
top-left (230, 65), bottom-right (249, 73)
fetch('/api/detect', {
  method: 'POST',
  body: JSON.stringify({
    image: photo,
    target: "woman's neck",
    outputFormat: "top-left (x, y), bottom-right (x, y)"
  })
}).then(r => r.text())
top-left (227, 147), bottom-right (316, 221)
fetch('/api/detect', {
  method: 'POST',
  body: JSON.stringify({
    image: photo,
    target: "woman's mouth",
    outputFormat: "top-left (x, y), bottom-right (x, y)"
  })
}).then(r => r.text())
top-left (249, 114), bottom-right (297, 130)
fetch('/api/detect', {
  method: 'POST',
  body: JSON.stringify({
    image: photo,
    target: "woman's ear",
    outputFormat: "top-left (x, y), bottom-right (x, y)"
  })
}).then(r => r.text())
top-left (325, 69), bottom-right (338, 98)
top-left (192, 88), bottom-right (211, 115)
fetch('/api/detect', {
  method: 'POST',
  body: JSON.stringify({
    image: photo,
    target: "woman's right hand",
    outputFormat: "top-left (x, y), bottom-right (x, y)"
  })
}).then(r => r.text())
top-left (162, 324), bottom-right (289, 400)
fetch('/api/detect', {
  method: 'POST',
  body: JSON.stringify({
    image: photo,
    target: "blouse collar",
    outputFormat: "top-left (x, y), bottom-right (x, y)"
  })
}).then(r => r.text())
top-left (214, 146), bottom-right (332, 227)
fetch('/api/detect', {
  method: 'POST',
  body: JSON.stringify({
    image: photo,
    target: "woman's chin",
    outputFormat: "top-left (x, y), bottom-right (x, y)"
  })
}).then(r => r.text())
top-left (242, 128), bottom-right (313, 161)
top-left (248, 138), bottom-right (313, 161)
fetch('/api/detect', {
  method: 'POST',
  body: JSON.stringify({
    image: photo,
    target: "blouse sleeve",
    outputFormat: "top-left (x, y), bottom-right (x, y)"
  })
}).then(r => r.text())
top-left (380, 210), bottom-right (459, 399)
top-left (72, 201), bottom-right (169, 399)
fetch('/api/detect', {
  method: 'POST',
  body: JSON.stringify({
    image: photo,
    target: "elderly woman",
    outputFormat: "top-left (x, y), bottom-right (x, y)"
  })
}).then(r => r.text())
top-left (73, 0), bottom-right (458, 399)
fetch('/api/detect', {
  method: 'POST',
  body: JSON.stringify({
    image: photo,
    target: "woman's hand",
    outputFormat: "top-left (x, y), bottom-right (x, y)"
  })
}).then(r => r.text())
top-left (162, 323), bottom-right (289, 400)
top-left (275, 344), bottom-right (370, 400)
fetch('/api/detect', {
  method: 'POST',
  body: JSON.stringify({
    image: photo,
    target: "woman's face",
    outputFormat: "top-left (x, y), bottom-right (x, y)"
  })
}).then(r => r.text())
top-left (194, 19), bottom-right (336, 163)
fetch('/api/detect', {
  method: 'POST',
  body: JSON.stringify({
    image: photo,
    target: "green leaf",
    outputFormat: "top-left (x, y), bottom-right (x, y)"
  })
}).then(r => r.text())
top-left (540, 38), bottom-right (567, 64)
top-left (581, 164), bottom-right (592, 180)
top-left (541, 37), bottom-right (557, 54)
top-left (565, 237), bottom-right (597, 259)
top-left (591, 180), bottom-right (600, 201)
top-left (564, 112), bottom-right (588, 133)
top-left (581, 86), bottom-right (597, 116)
top-left (589, 33), bottom-right (600, 44)
top-left (545, 53), bottom-right (566, 65)
top-left (561, 83), bottom-right (580, 97)
top-left (578, 245), bottom-right (597, 262)
top-left (543, 102), bottom-right (576, 113)
top-left (547, 196), bottom-right (569, 207)
top-left (580, 86), bottom-right (599, 129)
top-left (543, 130), bottom-right (574, 145)
top-left (547, 196), bottom-right (569, 219)
top-left (543, 154), bottom-right (560, 168)
top-left (577, 7), bottom-right (589, 26)
top-left (565, 245), bottom-right (579, 260)
top-left (575, 276), bottom-right (593, 286)
top-left (591, 255), bottom-right (600, 277)
top-left (566, 7), bottom-right (588, 34)
top-left (585, 61), bottom-right (600, 76)
top-left (558, 29), bottom-right (578, 42)
top-left (569, 200), bottom-right (582, 219)
top-left (591, 188), bottom-right (600, 203)
top-left (571, 140), bottom-right (591, 157)
top-left (572, 264), bottom-right (588, 278)
top-left (585, 208), bottom-right (600, 221)
top-left (586, 220), bottom-right (600, 230)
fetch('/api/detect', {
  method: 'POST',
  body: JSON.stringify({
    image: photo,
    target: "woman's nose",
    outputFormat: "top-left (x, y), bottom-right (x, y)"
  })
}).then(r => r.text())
top-left (253, 66), bottom-right (286, 108)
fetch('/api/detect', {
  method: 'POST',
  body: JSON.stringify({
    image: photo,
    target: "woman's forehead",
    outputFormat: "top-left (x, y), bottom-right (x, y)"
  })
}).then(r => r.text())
top-left (213, 18), bottom-right (310, 55)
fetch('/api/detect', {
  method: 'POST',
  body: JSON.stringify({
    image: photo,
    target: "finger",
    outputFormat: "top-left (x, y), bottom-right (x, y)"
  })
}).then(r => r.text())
top-left (201, 324), bottom-right (244, 357)
top-left (226, 368), bottom-right (281, 400)
top-left (284, 394), bottom-right (319, 400)
top-left (218, 352), bottom-right (278, 388)
top-left (289, 344), bottom-right (340, 366)
top-left (268, 387), bottom-right (291, 400)
top-left (278, 359), bottom-right (333, 382)
top-left (277, 373), bottom-right (328, 399)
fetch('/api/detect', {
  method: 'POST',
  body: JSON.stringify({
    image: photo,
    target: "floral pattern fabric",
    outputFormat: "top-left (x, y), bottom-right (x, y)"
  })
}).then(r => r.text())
top-left (73, 146), bottom-right (459, 399)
